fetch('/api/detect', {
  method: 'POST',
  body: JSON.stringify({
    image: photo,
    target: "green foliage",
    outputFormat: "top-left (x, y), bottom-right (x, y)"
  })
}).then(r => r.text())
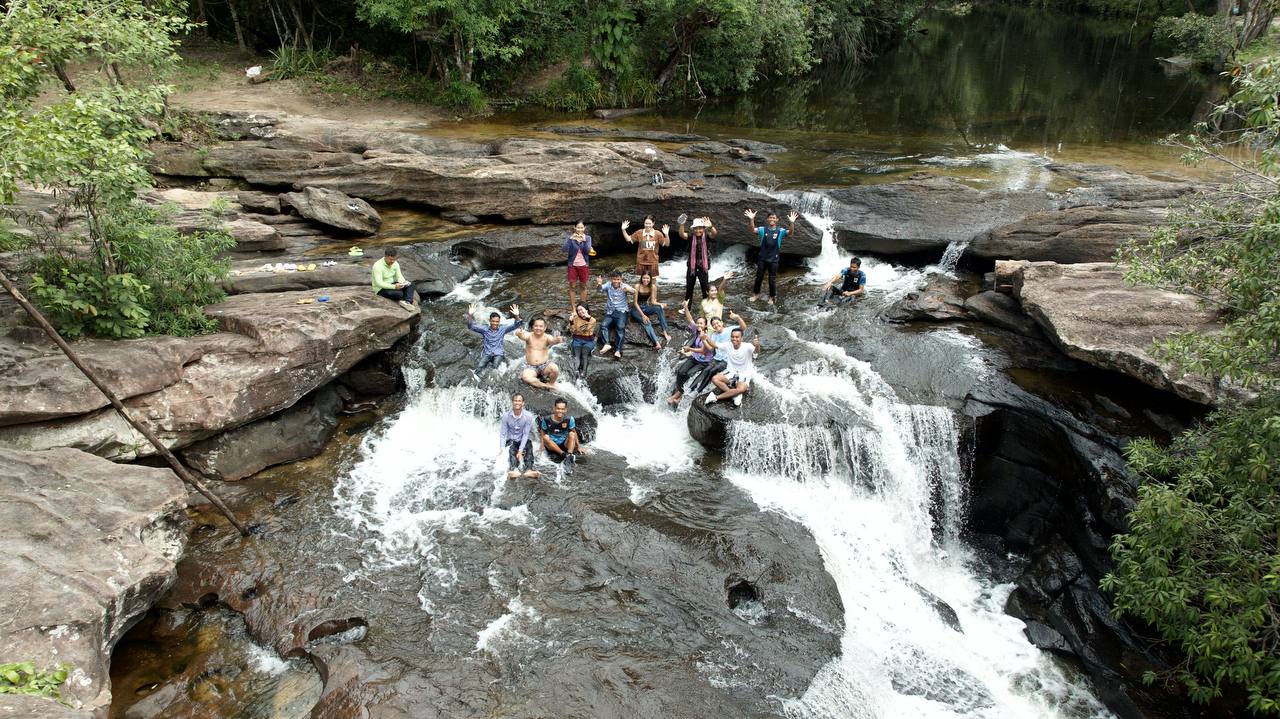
top-left (0, 662), bottom-right (71, 703)
top-left (1154, 14), bottom-right (1233, 65)
top-left (1107, 61), bottom-right (1280, 712)
top-left (590, 7), bottom-right (638, 78)
top-left (1102, 395), bottom-right (1280, 712)
top-left (30, 263), bottom-right (152, 340)
top-left (439, 80), bottom-right (488, 111)
top-left (268, 45), bottom-right (337, 79)
top-left (108, 204), bottom-right (233, 336)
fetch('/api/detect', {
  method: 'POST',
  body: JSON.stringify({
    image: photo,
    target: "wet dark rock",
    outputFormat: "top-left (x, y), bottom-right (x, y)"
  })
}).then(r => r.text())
top-left (441, 210), bottom-right (479, 224)
top-left (1023, 620), bottom-right (1073, 655)
top-left (908, 580), bottom-right (962, 632)
top-left (678, 141), bottom-right (773, 163)
top-left (826, 174), bottom-right (1055, 258)
top-left (449, 225), bottom-right (571, 269)
top-left (881, 275), bottom-right (974, 323)
top-left (280, 186), bottom-right (382, 235)
top-left (963, 291), bottom-right (1039, 336)
top-left (727, 138), bottom-right (787, 154)
top-left (725, 576), bottom-right (761, 609)
top-left (0, 448), bottom-right (187, 717)
top-left (970, 206), bottom-right (1162, 263)
top-left (339, 354), bottom-right (400, 397)
top-left (890, 649), bottom-right (994, 711)
top-left (1051, 162), bottom-right (1204, 208)
top-left (180, 384), bottom-right (343, 481)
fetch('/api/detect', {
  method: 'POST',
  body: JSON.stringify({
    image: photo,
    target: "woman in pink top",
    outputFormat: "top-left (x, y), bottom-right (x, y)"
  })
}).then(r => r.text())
top-left (562, 221), bottom-right (593, 308)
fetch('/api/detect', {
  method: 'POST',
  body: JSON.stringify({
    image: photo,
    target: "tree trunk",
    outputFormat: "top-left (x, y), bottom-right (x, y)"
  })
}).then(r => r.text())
top-left (228, 0), bottom-right (247, 53)
top-left (51, 60), bottom-right (76, 93)
top-left (290, 0), bottom-right (312, 51)
top-left (1238, 0), bottom-right (1274, 47)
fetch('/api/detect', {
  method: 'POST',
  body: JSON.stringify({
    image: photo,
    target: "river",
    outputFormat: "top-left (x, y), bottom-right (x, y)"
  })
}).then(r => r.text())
top-left (109, 6), bottom-right (1206, 718)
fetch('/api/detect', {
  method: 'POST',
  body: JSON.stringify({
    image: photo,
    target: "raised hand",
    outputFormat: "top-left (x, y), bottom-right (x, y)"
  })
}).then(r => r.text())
top-left (744, 208), bottom-right (757, 220)
top-left (681, 299), bottom-right (689, 309)
top-left (788, 210), bottom-right (800, 223)
top-left (622, 220), bottom-right (631, 232)
top-left (702, 216), bottom-right (714, 227)
top-left (467, 303), bottom-right (476, 316)
top-left (509, 304), bottom-right (520, 316)
top-left (661, 224), bottom-right (670, 235)
top-left (725, 270), bottom-right (735, 279)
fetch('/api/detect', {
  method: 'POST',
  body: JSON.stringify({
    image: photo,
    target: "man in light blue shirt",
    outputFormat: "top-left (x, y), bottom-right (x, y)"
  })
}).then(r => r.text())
top-left (466, 303), bottom-right (521, 373)
top-left (596, 271), bottom-right (636, 359)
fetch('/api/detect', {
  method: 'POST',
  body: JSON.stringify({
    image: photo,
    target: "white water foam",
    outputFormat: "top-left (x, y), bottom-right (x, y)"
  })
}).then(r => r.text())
top-left (722, 337), bottom-right (1113, 719)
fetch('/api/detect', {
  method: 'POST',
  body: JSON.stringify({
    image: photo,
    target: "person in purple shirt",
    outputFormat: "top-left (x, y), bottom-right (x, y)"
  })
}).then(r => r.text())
top-left (563, 221), bottom-right (593, 310)
top-left (499, 393), bottom-right (539, 479)
top-left (466, 303), bottom-right (522, 374)
top-left (666, 300), bottom-right (715, 406)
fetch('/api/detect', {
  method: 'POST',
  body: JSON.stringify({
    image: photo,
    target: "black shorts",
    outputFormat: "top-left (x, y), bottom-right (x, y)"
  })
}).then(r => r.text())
top-left (547, 440), bottom-right (570, 462)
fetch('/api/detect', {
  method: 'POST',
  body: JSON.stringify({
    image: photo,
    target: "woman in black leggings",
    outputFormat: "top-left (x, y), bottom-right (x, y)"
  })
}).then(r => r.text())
top-left (667, 301), bottom-right (716, 405)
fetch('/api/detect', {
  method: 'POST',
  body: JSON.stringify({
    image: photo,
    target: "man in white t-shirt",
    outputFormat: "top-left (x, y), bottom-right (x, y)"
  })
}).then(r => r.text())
top-left (704, 327), bottom-right (761, 407)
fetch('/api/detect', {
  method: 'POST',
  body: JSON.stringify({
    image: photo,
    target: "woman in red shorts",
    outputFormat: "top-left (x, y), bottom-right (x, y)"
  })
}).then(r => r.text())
top-left (562, 220), bottom-right (593, 309)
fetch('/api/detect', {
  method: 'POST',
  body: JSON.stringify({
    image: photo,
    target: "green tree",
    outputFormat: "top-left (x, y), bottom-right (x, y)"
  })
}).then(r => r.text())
top-left (1103, 60), bottom-right (1280, 714)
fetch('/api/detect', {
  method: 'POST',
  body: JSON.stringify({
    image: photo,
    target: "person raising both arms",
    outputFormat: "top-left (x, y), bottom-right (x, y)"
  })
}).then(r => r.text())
top-left (538, 398), bottom-right (587, 474)
top-left (371, 246), bottom-right (416, 310)
top-left (704, 327), bottom-right (761, 407)
top-left (596, 271), bottom-right (636, 360)
top-left (499, 393), bottom-right (538, 480)
top-left (700, 271), bottom-right (735, 321)
top-left (631, 270), bottom-right (671, 350)
top-left (567, 303), bottom-right (598, 379)
top-left (562, 221), bottom-right (593, 309)
top-left (465, 303), bottom-right (521, 374)
top-left (515, 317), bottom-right (565, 391)
top-left (621, 215), bottom-right (669, 278)
top-left (819, 257), bottom-right (867, 307)
top-left (677, 215), bottom-right (717, 303)
top-left (745, 208), bottom-right (800, 305)
top-left (667, 300), bottom-right (716, 406)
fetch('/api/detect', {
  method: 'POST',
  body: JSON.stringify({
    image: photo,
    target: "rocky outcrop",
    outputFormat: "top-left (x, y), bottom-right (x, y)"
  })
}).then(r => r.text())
top-left (0, 448), bottom-right (188, 717)
top-left (448, 225), bottom-right (575, 269)
top-left (969, 206), bottom-right (1162, 263)
top-left (0, 287), bottom-right (417, 459)
top-left (180, 384), bottom-right (344, 481)
top-left (963, 291), bottom-right (1040, 336)
top-left (826, 174), bottom-right (1056, 257)
top-left (280, 186), bottom-right (381, 235)
top-left (150, 112), bottom-right (824, 257)
top-left (1013, 261), bottom-right (1231, 405)
top-left (881, 275), bottom-right (974, 323)
top-left (1051, 162), bottom-right (1203, 207)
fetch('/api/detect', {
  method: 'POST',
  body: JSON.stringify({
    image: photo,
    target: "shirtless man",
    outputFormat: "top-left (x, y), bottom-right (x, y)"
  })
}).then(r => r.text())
top-left (515, 317), bottom-right (565, 390)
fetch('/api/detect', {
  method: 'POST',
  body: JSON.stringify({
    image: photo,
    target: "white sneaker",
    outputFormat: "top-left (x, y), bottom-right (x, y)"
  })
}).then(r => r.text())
top-left (733, 395), bottom-right (743, 406)
top-left (399, 300), bottom-right (415, 311)
top-left (704, 393), bottom-right (717, 405)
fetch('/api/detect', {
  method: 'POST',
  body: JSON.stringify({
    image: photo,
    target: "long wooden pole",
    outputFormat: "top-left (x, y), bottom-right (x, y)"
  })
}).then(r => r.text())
top-left (0, 269), bottom-right (250, 536)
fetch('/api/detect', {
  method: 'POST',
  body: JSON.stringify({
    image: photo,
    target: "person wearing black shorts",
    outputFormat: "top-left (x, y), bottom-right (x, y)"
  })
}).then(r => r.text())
top-left (538, 398), bottom-right (585, 472)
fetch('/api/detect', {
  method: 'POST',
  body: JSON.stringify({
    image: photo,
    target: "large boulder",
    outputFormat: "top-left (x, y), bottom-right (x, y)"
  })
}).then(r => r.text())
top-left (180, 384), bottom-right (344, 481)
top-left (881, 274), bottom-right (974, 323)
top-left (1050, 163), bottom-right (1204, 207)
top-left (963, 290), bottom-right (1040, 336)
top-left (1013, 261), bottom-right (1234, 405)
top-left (224, 262), bottom-right (370, 294)
top-left (448, 225), bottom-right (572, 269)
top-left (825, 174), bottom-right (1055, 258)
top-left (0, 447), bottom-right (188, 718)
top-left (0, 335), bottom-right (202, 427)
top-left (280, 186), bottom-right (382, 235)
top-left (0, 287), bottom-right (417, 458)
top-left (969, 206), bottom-right (1163, 263)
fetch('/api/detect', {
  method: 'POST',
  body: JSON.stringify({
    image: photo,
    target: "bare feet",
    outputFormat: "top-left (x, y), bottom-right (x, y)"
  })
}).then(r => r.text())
top-left (506, 470), bottom-right (519, 479)
top-left (654, 342), bottom-right (663, 350)
top-left (768, 297), bottom-right (775, 305)
top-left (667, 393), bottom-right (682, 405)
top-left (613, 352), bottom-right (622, 360)
top-left (522, 469), bottom-right (541, 479)
top-left (749, 294), bottom-right (758, 302)
top-left (599, 344), bottom-right (613, 355)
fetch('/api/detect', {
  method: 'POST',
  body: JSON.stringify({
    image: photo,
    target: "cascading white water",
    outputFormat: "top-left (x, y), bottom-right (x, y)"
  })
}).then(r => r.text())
top-left (724, 335), bottom-right (1112, 719)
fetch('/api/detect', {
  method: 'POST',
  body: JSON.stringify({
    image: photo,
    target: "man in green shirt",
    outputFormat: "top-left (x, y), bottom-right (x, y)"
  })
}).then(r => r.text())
top-left (372, 247), bottom-right (415, 309)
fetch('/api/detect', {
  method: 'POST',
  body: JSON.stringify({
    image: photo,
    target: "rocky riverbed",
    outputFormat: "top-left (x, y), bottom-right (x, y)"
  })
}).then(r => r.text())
top-left (0, 110), bottom-right (1233, 719)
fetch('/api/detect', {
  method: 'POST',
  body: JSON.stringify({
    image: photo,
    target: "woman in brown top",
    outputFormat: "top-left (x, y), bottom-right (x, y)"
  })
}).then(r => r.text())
top-left (621, 215), bottom-right (670, 278)
top-left (567, 303), bottom-right (598, 379)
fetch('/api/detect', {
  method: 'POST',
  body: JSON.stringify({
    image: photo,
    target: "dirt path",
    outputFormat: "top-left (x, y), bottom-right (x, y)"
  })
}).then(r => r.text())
top-left (170, 43), bottom-right (447, 127)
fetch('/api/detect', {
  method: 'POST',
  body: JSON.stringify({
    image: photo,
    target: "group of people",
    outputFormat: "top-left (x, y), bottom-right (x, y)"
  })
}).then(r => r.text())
top-left (368, 210), bottom-right (871, 476)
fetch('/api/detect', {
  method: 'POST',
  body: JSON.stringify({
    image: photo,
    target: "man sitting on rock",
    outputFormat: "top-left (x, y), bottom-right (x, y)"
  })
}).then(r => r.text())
top-left (371, 247), bottom-right (415, 310)
top-left (466, 303), bottom-right (521, 374)
top-left (500, 392), bottom-right (538, 479)
top-left (538, 398), bottom-right (586, 473)
top-left (704, 327), bottom-right (761, 407)
top-left (819, 257), bottom-right (867, 307)
top-left (515, 317), bottom-right (565, 391)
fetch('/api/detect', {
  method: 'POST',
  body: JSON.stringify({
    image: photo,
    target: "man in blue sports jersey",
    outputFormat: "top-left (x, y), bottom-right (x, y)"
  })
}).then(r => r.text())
top-left (745, 208), bottom-right (800, 305)
top-left (819, 257), bottom-right (867, 307)
top-left (538, 398), bottom-right (586, 472)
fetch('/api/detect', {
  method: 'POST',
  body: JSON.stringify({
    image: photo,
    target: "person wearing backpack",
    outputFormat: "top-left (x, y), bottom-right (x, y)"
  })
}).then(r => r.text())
top-left (745, 208), bottom-right (799, 305)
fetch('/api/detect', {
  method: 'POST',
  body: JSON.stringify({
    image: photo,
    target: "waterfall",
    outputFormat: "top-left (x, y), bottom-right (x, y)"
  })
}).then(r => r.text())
top-left (722, 336), bottom-right (1113, 719)
top-left (934, 239), bottom-right (970, 277)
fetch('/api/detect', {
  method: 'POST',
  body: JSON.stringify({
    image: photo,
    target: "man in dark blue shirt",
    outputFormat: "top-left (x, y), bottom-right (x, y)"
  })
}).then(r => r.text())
top-left (538, 398), bottom-right (585, 473)
top-left (746, 208), bottom-right (799, 305)
top-left (819, 257), bottom-right (867, 307)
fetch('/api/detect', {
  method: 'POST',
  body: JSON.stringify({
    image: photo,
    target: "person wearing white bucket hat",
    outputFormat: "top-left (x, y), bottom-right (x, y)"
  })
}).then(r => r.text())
top-left (677, 214), bottom-right (717, 304)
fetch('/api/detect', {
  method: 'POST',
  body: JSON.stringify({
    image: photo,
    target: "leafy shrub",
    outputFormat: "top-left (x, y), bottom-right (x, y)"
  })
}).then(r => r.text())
top-left (439, 80), bottom-right (488, 112)
top-left (30, 263), bottom-right (152, 340)
top-left (1155, 14), bottom-right (1233, 65)
top-left (108, 203), bottom-right (233, 337)
top-left (268, 45), bottom-right (337, 79)
top-left (0, 662), bottom-right (70, 703)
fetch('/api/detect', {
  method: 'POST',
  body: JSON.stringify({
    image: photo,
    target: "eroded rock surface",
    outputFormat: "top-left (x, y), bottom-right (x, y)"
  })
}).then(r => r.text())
top-left (280, 186), bottom-right (382, 235)
top-left (970, 206), bottom-right (1162, 263)
top-left (0, 287), bottom-right (417, 458)
top-left (1014, 261), bottom-right (1231, 405)
top-left (0, 448), bottom-right (188, 718)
